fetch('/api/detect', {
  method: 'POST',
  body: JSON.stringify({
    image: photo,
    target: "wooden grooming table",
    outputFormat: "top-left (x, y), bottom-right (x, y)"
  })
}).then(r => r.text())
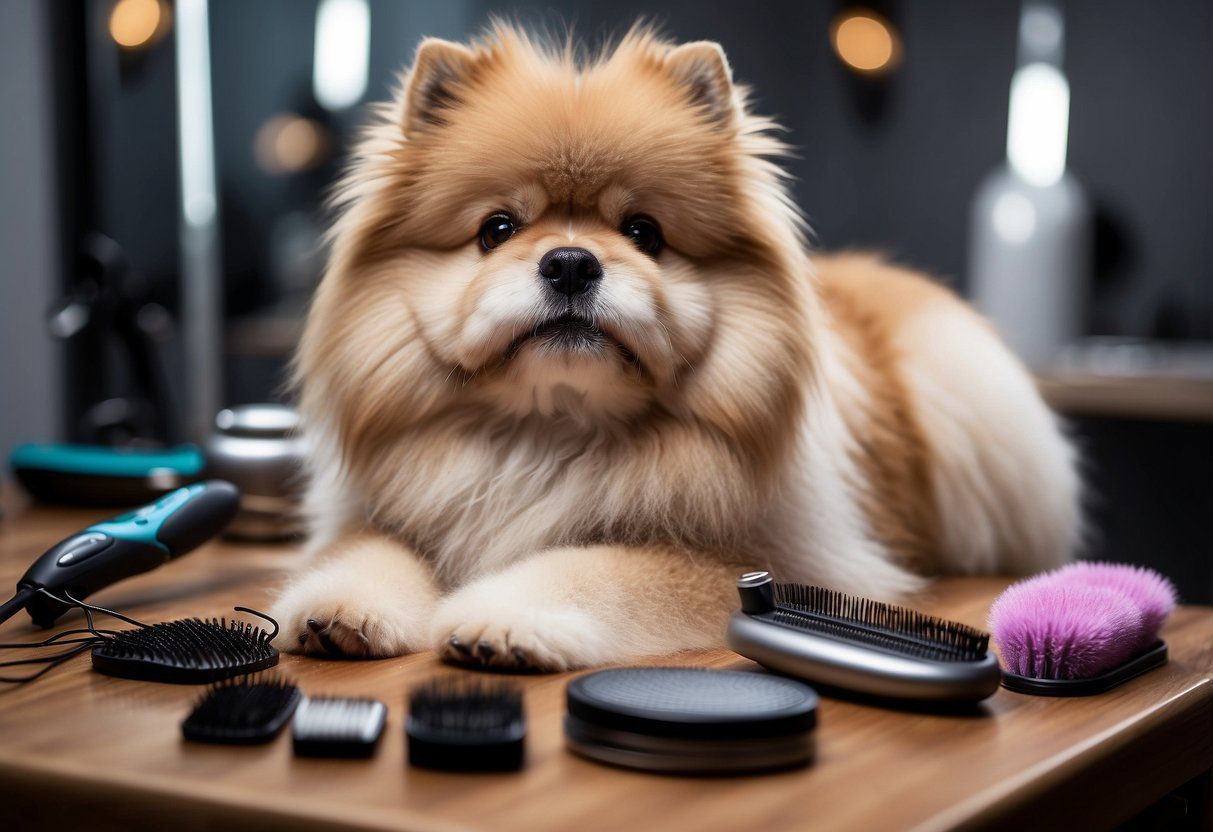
top-left (0, 496), bottom-right (1210, 831)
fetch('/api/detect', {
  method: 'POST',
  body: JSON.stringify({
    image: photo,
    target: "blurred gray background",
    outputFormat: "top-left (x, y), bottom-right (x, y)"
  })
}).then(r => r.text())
top-left (0, 0), bottom-right (1209, 596)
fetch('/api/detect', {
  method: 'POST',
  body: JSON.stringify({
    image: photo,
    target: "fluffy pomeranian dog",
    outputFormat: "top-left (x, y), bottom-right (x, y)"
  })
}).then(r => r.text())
top-left (273, 24), bottom-right (1081, 669)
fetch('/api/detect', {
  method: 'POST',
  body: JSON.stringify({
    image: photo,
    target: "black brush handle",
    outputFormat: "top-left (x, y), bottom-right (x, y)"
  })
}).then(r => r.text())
top-left (13, 480), bottom-right (240, 627)
top-left (737, 572), bottom-right (776, 614)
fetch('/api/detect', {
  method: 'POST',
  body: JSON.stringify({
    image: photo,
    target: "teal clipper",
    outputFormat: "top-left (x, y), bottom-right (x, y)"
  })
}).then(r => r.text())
top-left (0, 481), bottom-right (241, 628)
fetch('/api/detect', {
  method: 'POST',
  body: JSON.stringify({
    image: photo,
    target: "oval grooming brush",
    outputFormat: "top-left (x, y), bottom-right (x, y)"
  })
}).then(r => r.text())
top-left (725, 572), bottom-right (1001, 703)
top-left (990, 562), bottom-right (1176, 696)
top-left (91, 608), bottom-right (281, 684)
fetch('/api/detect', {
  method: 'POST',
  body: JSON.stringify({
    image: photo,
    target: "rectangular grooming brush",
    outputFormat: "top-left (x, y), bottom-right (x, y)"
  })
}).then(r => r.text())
top-left (407, 678), bottom-right (525, 772)
top-left (182, 674), bottom-right (301, 744)
top-left (725, 572), bottom-right (1002, 703)
top-left (292, 697), bottom-right (388, 758)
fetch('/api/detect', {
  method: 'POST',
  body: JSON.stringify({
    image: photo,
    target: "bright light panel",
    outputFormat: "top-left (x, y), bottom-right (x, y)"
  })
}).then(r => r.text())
top-left (176, 0), bottom-right (216, 228)
top-left (313, 0), bottom-right (370, 111)
top-left (1006, 62), bottom-right (1070, 188)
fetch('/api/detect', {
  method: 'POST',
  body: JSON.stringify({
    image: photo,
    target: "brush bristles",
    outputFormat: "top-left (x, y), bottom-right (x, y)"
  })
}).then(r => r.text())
top-left (772, 583), bottom-right (990, 662)
top-left (989, 579), bottom-right (1145, 680)
top-left (989, 562), bottom-right (1177, 680)
top-left (98, 618), bottom-right (275, 668)
top-left (185, 674), bottom-right (298, 729)
top-left (408, 678), bottom-right (523, 734)
top-left (1054, 562), bottom-right (1177, 648)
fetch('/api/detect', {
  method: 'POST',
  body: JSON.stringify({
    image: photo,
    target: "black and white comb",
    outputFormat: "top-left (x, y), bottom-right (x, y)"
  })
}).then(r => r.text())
top-left (292, 697), bottom-right (388, 758)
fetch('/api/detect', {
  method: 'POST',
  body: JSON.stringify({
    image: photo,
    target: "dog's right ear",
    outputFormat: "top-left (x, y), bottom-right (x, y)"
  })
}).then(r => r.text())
top-left (402, 38), bottom-right (477, 135)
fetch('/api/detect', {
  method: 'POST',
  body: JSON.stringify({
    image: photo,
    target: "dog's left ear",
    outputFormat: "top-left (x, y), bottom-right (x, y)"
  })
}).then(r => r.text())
top-left (402, 38), bottom-right (477, 135)
top-left (665, 41), bottom-right (738, 127)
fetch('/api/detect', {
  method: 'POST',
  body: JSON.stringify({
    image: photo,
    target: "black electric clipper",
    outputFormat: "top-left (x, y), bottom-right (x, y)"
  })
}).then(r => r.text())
top-left (0, 480), bottom-right (240, 628)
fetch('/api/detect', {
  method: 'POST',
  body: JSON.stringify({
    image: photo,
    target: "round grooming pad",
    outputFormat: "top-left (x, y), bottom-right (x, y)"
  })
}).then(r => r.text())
top-left (564, 667), bottom-right (818, 774)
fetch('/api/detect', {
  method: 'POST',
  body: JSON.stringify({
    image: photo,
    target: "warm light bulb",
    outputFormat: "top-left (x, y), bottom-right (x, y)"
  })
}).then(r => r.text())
top-left (255, 114), bottom-right (330, 175)
top-left (109, 0), bottom-right (163, 49)
top-left (831, 9), bottom-right (901, 75)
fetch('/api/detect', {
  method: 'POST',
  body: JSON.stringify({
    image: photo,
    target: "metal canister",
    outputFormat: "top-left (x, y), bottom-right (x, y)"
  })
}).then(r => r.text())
top-left (204, 404), bottom-right (306, 540)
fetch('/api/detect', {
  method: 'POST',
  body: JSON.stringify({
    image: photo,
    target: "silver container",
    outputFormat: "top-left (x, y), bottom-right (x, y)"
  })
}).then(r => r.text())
top-left (204, 404), bottom-right (306, 540)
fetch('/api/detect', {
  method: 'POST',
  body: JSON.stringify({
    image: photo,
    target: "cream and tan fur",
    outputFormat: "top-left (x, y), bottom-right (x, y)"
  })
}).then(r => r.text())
top-left (273, 25), bottom-right (1081, 670)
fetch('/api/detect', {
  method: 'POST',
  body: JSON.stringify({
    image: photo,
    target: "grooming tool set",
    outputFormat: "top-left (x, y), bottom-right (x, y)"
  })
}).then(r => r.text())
top-left (0, 472), bottom-right (1180, 778)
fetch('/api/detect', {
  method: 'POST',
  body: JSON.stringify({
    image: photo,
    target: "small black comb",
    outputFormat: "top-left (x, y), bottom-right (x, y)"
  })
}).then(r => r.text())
top-left (182, 674), bottom-right (301, 744)
top-left (92, 607), bottom-right (280, 684)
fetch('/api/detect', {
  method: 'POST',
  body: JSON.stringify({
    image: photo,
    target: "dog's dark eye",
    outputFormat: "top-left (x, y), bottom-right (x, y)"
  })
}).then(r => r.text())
top-left (479, 213), bottom-right (517, 251)
top-left (622, 215), bottom-right (663, 256)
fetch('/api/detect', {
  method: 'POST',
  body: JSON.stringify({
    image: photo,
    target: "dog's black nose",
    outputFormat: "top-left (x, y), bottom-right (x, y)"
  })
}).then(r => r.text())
top-left (538, 247), bottom-right (602, 297)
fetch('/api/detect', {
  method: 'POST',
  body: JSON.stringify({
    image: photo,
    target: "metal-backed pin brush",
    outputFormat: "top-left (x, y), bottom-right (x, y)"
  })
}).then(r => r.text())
top-left (726, 572), bottom-right (1001, 703)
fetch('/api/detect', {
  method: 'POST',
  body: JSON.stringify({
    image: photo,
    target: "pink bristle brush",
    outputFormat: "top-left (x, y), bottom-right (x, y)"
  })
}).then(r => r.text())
top-left (1054, 562), bottom-right (1178, 650)
top-left (989, 563), bottom-right (1177, 695)
top-left (989, 579), bottom-right (1144, 680)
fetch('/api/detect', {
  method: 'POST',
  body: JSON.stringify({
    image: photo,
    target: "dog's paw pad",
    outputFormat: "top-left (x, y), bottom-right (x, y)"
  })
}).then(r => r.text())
top-left (273, 593), bottom-right (425, 659)
top-left (439, 628), bottom-right (555, 671)
top-left (292, 614), bottom-right (372, 658)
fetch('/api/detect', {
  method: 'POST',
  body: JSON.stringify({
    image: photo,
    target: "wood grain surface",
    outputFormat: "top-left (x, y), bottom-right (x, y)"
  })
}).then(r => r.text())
top-left (0, 497), bottom-right (1210, 832)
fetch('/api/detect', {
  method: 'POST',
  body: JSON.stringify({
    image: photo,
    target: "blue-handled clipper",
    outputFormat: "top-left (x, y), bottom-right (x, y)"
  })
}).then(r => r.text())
top-left (0, 480), bottom-right (241, 628)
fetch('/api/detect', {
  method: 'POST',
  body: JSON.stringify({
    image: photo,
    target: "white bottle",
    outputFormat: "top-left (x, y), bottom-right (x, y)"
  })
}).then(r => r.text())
top-left (969, 2), bottom-right (1092, 368)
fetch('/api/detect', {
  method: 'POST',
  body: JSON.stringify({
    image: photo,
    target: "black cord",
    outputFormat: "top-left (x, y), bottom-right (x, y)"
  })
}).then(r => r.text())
top-left (0, 588), bottom-right (35, 626)
top-left (48, 588), bottom-right (149, 630)
top-left (0, 627), bottom-right (116, 650)
top-left (0, 644), bottom-right (99, 669)
top-left (0, 641), bottom-right (96, 683)
top-left (0, 589), bottom-right (149, 685)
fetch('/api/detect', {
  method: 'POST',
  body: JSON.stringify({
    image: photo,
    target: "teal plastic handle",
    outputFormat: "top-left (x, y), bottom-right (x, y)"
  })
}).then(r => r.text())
top-left (9, 443), bottom-right (205, 477)
top-left (86, 482), bottom-right (209, 554)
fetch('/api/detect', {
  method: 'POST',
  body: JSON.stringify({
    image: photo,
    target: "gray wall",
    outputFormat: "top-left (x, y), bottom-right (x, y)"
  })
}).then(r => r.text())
top-left (0, 0), bottom-right (61, 465)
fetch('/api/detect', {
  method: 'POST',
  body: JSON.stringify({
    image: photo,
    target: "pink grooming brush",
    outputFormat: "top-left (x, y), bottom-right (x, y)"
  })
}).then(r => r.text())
top-left (1054, 562), bottom-right (1177, 649)
top-left (989, 564), bottom-right (1176, 696)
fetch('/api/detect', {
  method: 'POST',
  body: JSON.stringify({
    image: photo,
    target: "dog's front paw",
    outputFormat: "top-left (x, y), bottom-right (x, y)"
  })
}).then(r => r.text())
top-left (272, 580), bottom-right (430, 659)
top-left (432, 592), bottom-right (613, 672)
